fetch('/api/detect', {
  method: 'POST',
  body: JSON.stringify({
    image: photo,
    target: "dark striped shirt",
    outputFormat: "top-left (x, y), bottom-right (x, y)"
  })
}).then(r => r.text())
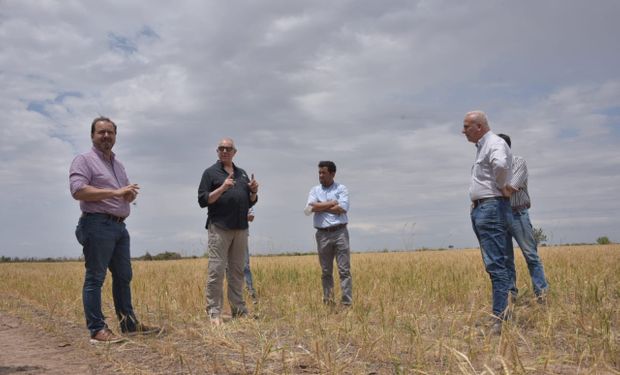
top-left (509, 155), bottom-right (531, 209)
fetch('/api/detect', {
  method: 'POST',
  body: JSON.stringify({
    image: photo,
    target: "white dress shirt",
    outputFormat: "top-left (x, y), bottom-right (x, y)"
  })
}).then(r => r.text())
top-left (469, 131), bottom-right (513, 201)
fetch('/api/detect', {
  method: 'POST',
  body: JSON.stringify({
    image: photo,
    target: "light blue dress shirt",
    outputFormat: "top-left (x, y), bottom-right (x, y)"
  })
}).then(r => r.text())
top-left (306, 182), bottom-right (349, 229)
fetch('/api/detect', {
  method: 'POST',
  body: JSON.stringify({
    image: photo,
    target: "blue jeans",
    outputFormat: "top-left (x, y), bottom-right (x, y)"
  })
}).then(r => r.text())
top-left (507, 208), bottom-right (549, 297)
top-left (243, 247), bottom-right (256, 296)
top-left (75, 214), bottom-right (138, 336)
top-left (470, 198), bottom-right (513, 318)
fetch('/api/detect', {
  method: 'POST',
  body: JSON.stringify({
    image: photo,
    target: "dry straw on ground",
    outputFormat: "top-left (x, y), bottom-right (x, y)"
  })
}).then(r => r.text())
top-left (1, 244), bottom-right (618, 374)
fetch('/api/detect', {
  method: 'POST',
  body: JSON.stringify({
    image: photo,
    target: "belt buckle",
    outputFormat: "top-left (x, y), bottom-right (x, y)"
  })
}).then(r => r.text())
top-left (109, 214), bottom-right (123, 223)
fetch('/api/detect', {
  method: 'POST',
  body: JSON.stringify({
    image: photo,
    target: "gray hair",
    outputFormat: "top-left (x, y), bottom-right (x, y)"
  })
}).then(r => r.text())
top-left (465, 110), bottom-right (489, 130)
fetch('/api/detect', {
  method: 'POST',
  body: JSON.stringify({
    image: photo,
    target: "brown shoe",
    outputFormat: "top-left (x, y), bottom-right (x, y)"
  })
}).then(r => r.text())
top-left (90, 328), bottom-right (127, 344)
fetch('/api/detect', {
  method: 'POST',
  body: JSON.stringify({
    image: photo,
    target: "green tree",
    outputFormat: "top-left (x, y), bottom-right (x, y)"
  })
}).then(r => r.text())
top-left (533, 227), bottom-right (548, 245)
top-left (153, 251), bottom-right (182, 261)
top-left (596, 236), bottom-right (610, 245)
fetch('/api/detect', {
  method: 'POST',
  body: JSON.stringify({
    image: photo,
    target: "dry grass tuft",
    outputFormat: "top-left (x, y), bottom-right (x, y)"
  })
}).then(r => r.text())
top-left (1, 244), bottom-right (618, 374)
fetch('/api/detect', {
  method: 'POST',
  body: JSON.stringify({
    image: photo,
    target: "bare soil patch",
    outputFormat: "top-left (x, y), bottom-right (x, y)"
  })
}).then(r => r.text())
top-left (0, 311), bottom-right (114, 375)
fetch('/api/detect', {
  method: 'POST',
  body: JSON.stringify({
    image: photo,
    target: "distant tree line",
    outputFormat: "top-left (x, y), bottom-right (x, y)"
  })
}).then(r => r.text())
top-left (137, 251), bottom-right (185, 261)
top-left (0, 256), bottom-right (79, 263)
top-left (0, 236), bottom-right (615, 263)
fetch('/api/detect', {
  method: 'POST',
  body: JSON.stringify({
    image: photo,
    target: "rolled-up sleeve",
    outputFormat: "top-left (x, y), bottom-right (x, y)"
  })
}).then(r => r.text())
top-left (197, 170), bottom-right (211, 208)
top-left (490, 143), bottom-right (512, 189)
top-left (69, 155), bottom-right (90, 197)
top-left (306, 187), bottom-right (318, 206)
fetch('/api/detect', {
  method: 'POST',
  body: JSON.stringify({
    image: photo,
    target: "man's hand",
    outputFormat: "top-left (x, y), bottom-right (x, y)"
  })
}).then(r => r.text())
top-left (222, 172), bottom-right (235, 191)
top-left (206, 172), bottom-right (236, 205)
top-left (74, 183), bottom-right (139, 202)
top-left (502, 185), bottom-right (516, 198)
top-left (248, 173), bottom-right (259, 193)
top-left (119, 184), bottom-right (139, 203)
top-left (118, 183), bottom-right (139, 196)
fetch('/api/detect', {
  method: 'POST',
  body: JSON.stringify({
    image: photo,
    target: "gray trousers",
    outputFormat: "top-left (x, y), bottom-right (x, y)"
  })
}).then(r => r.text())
top-left (206, 224), bottom-right (248, 317)
top-left (315, 227), bottom-right (353, 305)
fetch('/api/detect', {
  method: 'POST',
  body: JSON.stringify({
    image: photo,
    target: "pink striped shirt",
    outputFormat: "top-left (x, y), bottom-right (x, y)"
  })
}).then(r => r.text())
top-left (69, 147), bottom-right (131, 218)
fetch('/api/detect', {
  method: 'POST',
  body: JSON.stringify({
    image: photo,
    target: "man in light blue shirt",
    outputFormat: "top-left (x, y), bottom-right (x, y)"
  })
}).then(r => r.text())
top-left (305, 161), bottom-right (352, 306)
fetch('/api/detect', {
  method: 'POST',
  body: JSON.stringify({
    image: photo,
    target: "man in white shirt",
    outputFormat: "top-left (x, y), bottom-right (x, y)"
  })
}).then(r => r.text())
top-left (463, 111), bottom-right (513, 334)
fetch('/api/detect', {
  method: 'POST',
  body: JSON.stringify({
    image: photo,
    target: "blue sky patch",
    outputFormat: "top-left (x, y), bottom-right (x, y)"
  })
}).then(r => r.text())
top-left (108, 32), bottom-right (138, 55)
top-left (26, 91), bottom-right (83, 117)
top-left (26, 101), bottom-right (49, 117)
top-left (138, 25), bottom-right (160, 40)
top-left (558, 128), bottom-right (579, 139)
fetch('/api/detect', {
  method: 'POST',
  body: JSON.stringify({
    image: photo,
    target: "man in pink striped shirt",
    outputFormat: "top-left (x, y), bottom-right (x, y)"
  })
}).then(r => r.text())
top-left (70, 116), bottom-right (158, 344)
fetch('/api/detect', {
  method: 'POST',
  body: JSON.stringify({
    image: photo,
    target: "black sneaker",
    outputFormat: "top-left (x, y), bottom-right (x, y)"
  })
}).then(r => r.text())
top-left (536, 293), bottom-right (549, 306)
top-left (249, 292), bottom-right (258, 304)
top-left (231, 308), bottom-right (249, 319)
top-left (489, 320), bottom-right (502, 336)
top-left (122, 323), bottom-right (161, 336)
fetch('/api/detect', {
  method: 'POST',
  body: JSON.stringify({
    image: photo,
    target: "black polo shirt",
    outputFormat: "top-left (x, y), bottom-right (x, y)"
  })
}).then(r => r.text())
top-left (198, 161), bottom-right (257, 230)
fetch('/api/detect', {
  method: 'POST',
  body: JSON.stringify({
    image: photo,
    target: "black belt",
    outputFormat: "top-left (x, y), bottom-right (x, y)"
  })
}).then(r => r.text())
top-left (82, 212), bottom-right (126, 223)
top-left (472, 196), bottom-right (508, 208)
top-left (316, 224), bottom-right (347, 232)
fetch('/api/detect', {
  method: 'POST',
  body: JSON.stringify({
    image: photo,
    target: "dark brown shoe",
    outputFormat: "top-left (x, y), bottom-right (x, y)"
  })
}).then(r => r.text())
top-left (90, 328), bottom-right (127, 344)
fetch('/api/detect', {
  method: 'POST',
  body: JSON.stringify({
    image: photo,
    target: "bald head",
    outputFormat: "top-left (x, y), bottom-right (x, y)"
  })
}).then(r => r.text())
top-left (466, 111), bottom-right (489, 129)
top-left (463, 110), bottom-right (490, 143)
top-left (218, 137), bottom-right (235, 148)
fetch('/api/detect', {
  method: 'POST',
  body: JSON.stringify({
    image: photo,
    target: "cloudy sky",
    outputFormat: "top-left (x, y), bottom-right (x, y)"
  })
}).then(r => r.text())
top-left (1, 1), bottom-right (619, 258)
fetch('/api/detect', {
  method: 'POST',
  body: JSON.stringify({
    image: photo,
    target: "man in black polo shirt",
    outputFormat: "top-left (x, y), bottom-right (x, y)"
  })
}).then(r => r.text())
top-left (198, 138), bottom-right (258, 325)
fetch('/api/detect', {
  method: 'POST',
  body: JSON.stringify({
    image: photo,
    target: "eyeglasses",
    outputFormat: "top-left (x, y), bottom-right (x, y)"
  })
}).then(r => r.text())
top-left (217, 146), bottom-right (236, 152)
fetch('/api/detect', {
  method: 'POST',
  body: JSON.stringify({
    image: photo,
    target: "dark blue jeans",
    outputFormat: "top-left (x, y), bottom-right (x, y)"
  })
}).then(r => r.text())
top-left (75, 214), bottom-right (138, 336)
top-left (243, 247), bottom-right (256, 295)
top-left (470, 198), bottom-right (513, 319)
top-left (507, 208), bottom-right (549, 297)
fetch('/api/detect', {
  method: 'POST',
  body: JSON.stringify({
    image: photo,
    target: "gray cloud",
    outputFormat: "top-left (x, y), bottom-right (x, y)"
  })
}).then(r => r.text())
top-left (1, 0), bottom-right (619, 257)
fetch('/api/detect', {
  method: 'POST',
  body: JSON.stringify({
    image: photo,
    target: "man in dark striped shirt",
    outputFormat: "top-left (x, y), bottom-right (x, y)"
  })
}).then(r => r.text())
top-left (498, 134), bottom-right (549, 302)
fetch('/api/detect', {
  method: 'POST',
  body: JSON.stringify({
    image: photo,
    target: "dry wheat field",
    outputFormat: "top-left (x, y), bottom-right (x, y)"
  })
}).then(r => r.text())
top-left (0, 244), bottom-right (618, 374)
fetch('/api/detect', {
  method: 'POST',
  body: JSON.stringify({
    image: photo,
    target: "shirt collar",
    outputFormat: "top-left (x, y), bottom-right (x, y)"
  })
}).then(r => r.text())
top-left (91, 146), bottom-right (115, 162)
top-left (476, 131), bottom-right (493, 148)
top-left (217, 160), bottom-right (237, 172)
